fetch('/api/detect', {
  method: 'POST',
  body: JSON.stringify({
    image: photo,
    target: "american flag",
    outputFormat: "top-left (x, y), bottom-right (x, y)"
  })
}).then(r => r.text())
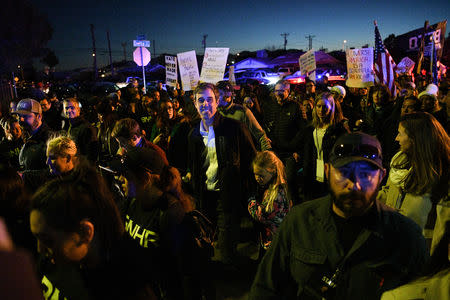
top-left (374, 21), bottom-right (396, 97)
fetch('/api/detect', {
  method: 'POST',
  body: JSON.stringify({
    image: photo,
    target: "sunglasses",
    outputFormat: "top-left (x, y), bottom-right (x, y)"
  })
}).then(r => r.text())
top-left (332, 143), bottom-right (381, 160)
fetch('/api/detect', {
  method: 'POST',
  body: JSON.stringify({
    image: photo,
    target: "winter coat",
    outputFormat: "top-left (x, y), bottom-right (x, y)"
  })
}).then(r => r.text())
top-left (377, 151), bottom-right (433, 231)
top-left (249, 195), bottom-right (429, 300)
top-left (381, 269), bottom-right (450, 300)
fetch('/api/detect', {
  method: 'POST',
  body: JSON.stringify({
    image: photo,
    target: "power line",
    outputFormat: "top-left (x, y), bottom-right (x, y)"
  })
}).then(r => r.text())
top-left (121, 42), bottom-right (127, 62)
top-left (90, 24), bottom-right (98, 80)
top-left (202, 34), bottom-right (208, 52)
top-left (281, 33), bottom-right (289, 50)
top-left (305, 34), bottom-right (315, 50)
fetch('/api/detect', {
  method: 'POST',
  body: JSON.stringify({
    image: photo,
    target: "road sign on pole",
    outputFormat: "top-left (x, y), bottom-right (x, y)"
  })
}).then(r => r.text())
top-left (133, 47), bottom-right (151, 66)
top-left (133, 46), bottom-right (151, 94)
top-left (133, 40), bottom-right (150, 47)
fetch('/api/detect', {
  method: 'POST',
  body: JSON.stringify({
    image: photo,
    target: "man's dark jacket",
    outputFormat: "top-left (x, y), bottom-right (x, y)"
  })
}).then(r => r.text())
top-left (63, 116), bottom-right (98, 161)
top-left (187, 114), bottom-right (257, 212)
top-left (249, 195), bottom-right (428, 300)
top-left (261, 96), bottom-right (305, 160)
top-left (19, 123), bottom-right (52, 171)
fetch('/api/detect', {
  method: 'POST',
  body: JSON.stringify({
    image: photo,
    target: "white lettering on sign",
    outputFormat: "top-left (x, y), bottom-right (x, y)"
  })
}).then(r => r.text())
top-left (345, 48), bottom-right (374, 88)
top-left (125, 215), bottom-right (159, 248)
top-left (408, 29), bottom-right (442, 50)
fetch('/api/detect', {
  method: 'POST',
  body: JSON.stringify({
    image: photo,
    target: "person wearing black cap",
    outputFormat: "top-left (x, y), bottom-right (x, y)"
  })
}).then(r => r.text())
top-left (13, 98), bottom-right (52, 171)
top-left (249, 132), bottom-right (428, 300)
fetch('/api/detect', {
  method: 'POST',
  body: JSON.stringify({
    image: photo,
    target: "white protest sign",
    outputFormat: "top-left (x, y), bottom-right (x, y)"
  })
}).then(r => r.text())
top-left (396, 57), bottom-right (415, 74)
top-left (345, 48), bottom-right (374, 88)
top-left (177, 50), bottom-right (200, 91)
top-left (165, 56), bottom-right (178, 88)
top-left (229, 66), bottom-right (236, 85)
top-left (299, 50), bottom-right (316, 81)
top-left (200, 48), bottom-right (230, 84)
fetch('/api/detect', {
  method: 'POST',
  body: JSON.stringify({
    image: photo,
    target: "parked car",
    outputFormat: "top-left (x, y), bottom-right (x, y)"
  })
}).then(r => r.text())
top-left (238, 68), bottom-right (281, 85)
top-left (223, 69), bottom-right (248, 81)
top-left (283, 71), bottom-right (306, 85)
top-left (83, 82), bottom-right (119, 95)
top-left (116, 76), bottom-right (142, 88)
top-left (316, 68), bottom-right (346, 82)
top-left (284, 68), bottom-right (346, 85)
top-left (277, 67), bottom-right (295, 77)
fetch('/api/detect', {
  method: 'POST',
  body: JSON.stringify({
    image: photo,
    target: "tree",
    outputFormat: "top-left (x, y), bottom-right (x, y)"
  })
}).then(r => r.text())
top-left (383, 33), bottom-right (401, 62)
top-left (41, 49), bottom-right (59, 68)
top-left (0, 0), bottom-right (53, 76)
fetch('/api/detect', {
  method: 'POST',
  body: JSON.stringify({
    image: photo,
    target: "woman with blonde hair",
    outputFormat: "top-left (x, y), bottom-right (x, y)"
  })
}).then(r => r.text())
top-left (248, 151), bottom-right (291, 250)
top-left (302, 92), bottom-right (349, 201)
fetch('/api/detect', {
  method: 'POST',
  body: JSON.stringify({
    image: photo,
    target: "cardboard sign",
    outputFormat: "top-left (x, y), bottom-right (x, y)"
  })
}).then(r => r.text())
top-left (200, 48), bottom-right (229, 84)
top-left (165, 56), bottom-right (178, 88)
top-left (299, 50), bottom-right (316, 81)
top-left (396, 57), bottom-right (415, 74)
top-left (177, 50), bottom-right (200, 91)
top-left (345, 48), bottom-right (375, 88)
top-left (229, 66), bottom-right (236, 85)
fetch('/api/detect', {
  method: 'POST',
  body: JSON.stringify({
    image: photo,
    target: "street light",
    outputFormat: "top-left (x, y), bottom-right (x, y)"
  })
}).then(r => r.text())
top-left (92, 53), bottom-right (96, 57)
top-left (343, 40), bottom-right (347, 52)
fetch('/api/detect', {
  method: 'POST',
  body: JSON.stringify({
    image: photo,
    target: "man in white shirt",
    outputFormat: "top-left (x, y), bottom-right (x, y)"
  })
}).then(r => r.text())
top-left (187, 83), bottom-right (256, 265)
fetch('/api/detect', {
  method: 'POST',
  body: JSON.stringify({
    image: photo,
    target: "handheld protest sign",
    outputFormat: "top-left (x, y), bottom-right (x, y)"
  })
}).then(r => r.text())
top-left (346, 48), bottom-right (375, 88)
top-left (177, 50), bottom-right (200, 91)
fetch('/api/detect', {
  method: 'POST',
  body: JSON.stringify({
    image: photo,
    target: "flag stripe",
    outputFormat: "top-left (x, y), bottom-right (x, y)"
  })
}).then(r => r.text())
top-left (374, 23), bottom-right (396, 97)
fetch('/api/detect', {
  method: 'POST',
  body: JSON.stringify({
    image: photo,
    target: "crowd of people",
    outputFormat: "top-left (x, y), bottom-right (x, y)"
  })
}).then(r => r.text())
top-left (0, 71), bottom-right (449, 299)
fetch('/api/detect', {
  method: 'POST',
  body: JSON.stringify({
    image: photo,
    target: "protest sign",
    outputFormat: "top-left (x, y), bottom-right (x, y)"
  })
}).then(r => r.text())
top-left (345, 48), bottom-right (374, 88)
top-left (229, 66), bottom-right (236, 85)
top-left (200, 48), bottom-right (229, 84)
top-left (396, 57), bottom-right (415, 74)
top-left (177, 50), bottom-right (199, 91)
top-left (165, 56), bottom-right (178, 88)
top-left (299, 50), bottom-right (316, 81)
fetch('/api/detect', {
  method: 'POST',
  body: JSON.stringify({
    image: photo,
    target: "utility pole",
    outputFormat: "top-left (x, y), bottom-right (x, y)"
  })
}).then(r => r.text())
top-left (90, 24), bottom-right (98, 80)
top-left (121, 42), bottom-right (127, 62)
top-left (305, 34), bottom-right (315, 51)
top-left (107, 31), bottom-right (114, 76)
top-left (153, 39), bottom-right (156, 57)
top-left (281, 33), bottom-right (289, 51)
top-left (202, 34), bottom-right (208, 53)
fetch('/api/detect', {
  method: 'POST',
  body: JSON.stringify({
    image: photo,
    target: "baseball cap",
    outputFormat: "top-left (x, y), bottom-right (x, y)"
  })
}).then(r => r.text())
top-left (329, 132), bottom-right (383, 169)
top-left (108, 147), bottom-right (166, 176)
top-left (13, 98), bottom-right (42, 115)
top-left (216, 81), bottom-right (234, 94)
top-left (328, 85), bottom-right (346, 98)
top-left (418, 83), bottom-right (438, 99)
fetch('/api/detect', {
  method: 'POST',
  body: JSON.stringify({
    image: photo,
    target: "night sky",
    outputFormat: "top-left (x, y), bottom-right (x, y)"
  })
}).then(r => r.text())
top-left (35, 0), bottom-right (449, 70)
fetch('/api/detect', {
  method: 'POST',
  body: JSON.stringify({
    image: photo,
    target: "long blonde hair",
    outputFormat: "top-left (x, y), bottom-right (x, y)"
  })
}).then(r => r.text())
top-left (311, 92), bottom-right (344, 128)
top-left (252, 151), bottom-right (289, 212)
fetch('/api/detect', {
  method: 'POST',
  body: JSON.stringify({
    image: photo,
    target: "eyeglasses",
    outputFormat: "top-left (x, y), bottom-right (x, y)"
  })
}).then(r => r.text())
top-left (332, 143), bottom-right (381, 160)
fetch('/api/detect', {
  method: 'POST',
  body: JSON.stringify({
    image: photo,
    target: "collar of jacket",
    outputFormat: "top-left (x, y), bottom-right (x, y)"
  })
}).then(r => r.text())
top-left (28, 122), bottom-right (50, 143)
top-left (193, 113), bottom-right (225, 135)
top-left (68, 116), bottom-right (85, 126)
top-left (315, 195), bottom-right (390, 244)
